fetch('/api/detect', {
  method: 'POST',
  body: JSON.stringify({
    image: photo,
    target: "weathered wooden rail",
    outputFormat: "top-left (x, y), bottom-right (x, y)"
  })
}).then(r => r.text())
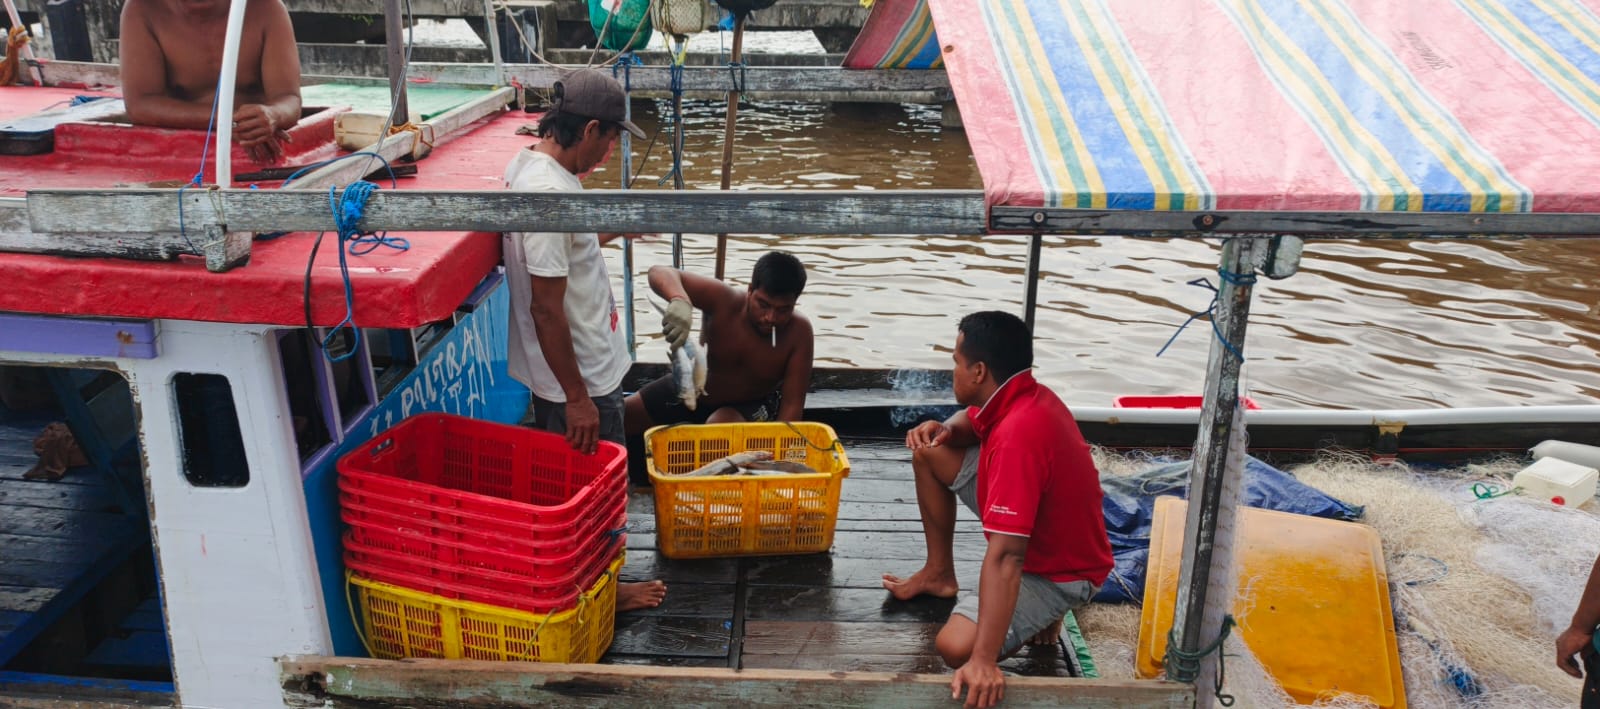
top-left (278, 658), bottom-right (1196, 708)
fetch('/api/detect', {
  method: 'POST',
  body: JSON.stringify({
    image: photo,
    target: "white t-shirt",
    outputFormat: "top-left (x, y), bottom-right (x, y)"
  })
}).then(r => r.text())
top-left (502, 149), bottom-right (630, 402)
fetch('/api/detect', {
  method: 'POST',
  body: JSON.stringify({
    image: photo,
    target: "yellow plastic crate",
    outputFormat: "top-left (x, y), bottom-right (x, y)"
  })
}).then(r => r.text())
top-left (352, 552), bottom-right (622, 663)
top-left (644, 422), bottom-right (851, 559)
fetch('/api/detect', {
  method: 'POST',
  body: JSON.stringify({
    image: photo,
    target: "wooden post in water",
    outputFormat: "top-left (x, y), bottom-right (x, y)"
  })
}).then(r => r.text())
top-left (714, 13), bottom-right (747, 281)
top-left (1165, 236), bottom-right (1260, 706)
top-left (384, 0), bottom-right (410, 126)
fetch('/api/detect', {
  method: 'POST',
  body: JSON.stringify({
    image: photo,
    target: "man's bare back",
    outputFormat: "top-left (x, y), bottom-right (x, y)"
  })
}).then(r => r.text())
top-left (119, 0), bottom-right (302, 165)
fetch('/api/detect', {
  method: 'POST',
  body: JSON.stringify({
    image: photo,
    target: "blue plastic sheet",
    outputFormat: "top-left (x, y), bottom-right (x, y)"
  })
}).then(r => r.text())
top-left (1096, 456), bottom-right (1363, 604)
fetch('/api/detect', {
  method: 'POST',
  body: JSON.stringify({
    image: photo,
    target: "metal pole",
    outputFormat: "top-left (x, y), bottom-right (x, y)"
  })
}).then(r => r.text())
top-left (713, 13), bottom-right (746, 281)
top-left (671, 62), bottom-right (686, 271)
top-left (383, 0), bottom-right (410, 126)
top-left (1023, 232), bottom-right (1043, 334)
top-left (1166, 236), bottom-right (1259, 691)
top-left (619, 62), bottom-right (636, 360)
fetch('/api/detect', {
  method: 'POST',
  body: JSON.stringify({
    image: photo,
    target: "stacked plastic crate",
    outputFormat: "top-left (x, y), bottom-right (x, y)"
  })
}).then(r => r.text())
top-left (337, 413), bottom-right (627, 663)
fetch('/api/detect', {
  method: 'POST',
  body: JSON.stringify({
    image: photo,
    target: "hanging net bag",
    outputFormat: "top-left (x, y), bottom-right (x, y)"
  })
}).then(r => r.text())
top-left (589, 0), bottom-right (654, 52)
top-left (653, 0), bottom-right (710, 39)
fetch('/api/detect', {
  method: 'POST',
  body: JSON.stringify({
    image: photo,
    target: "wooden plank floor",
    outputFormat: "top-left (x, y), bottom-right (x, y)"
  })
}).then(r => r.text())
top-left (604, 439), bottom-right (1087, 677)
top-left (0, 413), bottom-right (146, 666)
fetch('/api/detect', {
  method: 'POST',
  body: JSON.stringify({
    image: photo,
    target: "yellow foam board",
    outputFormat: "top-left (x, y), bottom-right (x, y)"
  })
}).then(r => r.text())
top-left (1135, 496), bottom-right (1405, 708)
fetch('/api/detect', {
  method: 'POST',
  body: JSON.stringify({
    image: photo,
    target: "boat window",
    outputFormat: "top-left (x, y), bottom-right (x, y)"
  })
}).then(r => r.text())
top-left (277, 331), bottom-right (334, 461)
top-left (171, 373), bottom-right (249, 488)
top-left (329, 338), bottom-right (373, 427)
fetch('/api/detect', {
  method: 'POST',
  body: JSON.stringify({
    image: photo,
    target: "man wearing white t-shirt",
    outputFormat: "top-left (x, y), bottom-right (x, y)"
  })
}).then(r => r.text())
top-left (503, 68), bottom-right (666, 612)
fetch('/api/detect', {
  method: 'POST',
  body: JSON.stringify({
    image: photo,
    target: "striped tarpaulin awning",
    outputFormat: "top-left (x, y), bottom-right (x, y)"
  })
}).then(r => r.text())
top-left (842, 0), bottom-right (944, 69)
top-left (922, 0), bottom-right (1600, 213)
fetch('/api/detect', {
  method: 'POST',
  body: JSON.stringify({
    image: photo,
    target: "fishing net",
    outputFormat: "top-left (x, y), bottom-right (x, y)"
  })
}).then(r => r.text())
top-left (589, 0), bottom-right (654, 52)
top-left (1467, 496), bottom-right (1600, 636)
top-left (1075, 450), bottom-right (1583, 709)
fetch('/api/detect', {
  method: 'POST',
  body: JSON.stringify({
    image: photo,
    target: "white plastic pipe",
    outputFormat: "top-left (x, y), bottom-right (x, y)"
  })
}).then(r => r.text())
top-left (213, 0), bottom-right (250, 186)
top-left (1070, 404), bottom-right (1600, 427)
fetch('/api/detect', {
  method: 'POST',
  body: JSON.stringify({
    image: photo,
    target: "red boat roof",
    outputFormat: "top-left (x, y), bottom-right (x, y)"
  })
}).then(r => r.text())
top-left (0, 85), bottom-right (522, 329)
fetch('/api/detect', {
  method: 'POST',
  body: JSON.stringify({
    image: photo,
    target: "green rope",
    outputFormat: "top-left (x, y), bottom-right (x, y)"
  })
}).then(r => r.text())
top-left (1471, 482), bottom-right (1521, 500)
top-left (1165, 614), bottom-right (1237, 707)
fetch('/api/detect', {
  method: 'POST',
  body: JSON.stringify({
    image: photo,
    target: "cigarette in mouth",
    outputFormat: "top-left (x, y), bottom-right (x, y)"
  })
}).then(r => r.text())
top-left (771, 327), bottom-right (777, 347)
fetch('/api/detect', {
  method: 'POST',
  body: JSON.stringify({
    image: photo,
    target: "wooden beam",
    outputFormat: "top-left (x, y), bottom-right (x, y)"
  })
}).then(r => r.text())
top-left (989, 205), bottom-right (1600, 237)
top-left (25, 189), bottom-right (989, 237)
top-left (284, 86), bottom-right (513, 190)
top-left (278, 657), bottom-right (1195, 709)
top-left (301, 62), bottom-right (950, 102)
top-left (0, 197), bottom-right (186, 261)
top-left (541, 49), bottom-right (847, 66)
top-left (498, 64), bottom-right (950, 100)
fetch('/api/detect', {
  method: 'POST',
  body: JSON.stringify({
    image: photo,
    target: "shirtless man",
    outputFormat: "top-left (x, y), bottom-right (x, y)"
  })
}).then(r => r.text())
top-left (624, 252), bottom-right (814, 434)
top-left (119, 0), bottom-right (302, 165)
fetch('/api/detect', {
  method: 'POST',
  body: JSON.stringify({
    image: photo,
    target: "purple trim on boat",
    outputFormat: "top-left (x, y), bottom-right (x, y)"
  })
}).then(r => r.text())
top-left (0, 314), bottom-right (159, 360)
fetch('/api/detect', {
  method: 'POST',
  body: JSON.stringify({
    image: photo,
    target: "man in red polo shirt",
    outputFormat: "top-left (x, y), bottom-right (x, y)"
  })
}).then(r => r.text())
top-left (882, 310), bottom-right (1112, 709)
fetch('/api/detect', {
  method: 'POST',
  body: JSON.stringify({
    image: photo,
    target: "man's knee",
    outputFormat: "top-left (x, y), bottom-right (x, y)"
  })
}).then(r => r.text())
top-left (705, 406), bottom-right (746, 424)
top-left (936, 615), bottom-right (977, 669)
top-left (913, 444), bottom-right (967, 487)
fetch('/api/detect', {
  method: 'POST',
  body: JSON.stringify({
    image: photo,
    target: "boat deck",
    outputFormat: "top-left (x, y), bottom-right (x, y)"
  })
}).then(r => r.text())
top-left (607, 439), bottom-right (1094, 677)
top-left (0, 410), bottom-right (148, 668)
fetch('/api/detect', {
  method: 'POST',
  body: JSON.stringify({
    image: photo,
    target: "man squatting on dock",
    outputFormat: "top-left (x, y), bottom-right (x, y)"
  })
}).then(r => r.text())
top-left (884, 311), bottom-right (1114, 709)
top-left (501, 68), bottom-right (666, 612)
top-left (623, 253), bottom-right (815, 433)
top-left (119, 0), bottom-right (302, 164)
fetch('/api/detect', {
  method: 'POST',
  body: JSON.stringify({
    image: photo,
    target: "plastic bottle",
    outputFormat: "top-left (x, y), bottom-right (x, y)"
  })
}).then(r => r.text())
top-left (1530, 440), bottom-right (1600, 470)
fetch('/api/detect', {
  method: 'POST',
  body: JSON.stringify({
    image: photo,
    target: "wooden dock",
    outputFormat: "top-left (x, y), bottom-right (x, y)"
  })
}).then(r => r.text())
top-left (10, 0), bottom-right (870, 65)
top-left (604, 438), bottom-right (1093, 676)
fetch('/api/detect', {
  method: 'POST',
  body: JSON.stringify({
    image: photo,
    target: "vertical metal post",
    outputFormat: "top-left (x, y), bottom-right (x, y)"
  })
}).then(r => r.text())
top-left (482, 0), bottom-right (503, 85)
top-left (671, 61), bottom-right (687, 271)
top-left (383, 0), bottom-right (410, 126)
top-left (619, 63), bottom-right (636, 360)
top-left (1023, 232), bottom-right (1043, 334)
top-left (1166, 237), bottom-right (1259, 691)
top-left (714, 14), bottom-right (746, 281)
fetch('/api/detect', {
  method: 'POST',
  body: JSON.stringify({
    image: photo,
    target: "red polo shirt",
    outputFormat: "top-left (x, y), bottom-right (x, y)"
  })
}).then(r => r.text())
top-left (969, 371), bottom-right (1113, 586)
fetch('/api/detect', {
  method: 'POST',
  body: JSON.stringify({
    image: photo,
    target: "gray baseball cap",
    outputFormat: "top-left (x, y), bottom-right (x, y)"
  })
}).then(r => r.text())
top-left (553, 68), bottom-right (646, 139)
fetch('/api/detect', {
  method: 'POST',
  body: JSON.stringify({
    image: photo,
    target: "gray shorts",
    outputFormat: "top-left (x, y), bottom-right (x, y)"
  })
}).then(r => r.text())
top-left (949, 446), bottom-right (1100, 655)
top-left (521, 385), bottom-right (626, 445)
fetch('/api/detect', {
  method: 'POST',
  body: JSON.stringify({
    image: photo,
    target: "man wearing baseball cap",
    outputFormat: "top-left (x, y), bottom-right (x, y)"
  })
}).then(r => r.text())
top-left (502, 68), bottom-right (663, 612)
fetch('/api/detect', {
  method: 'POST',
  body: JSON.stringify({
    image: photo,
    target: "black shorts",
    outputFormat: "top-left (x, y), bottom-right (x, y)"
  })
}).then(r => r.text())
top-left (636, 375), bottom-right (779, 426)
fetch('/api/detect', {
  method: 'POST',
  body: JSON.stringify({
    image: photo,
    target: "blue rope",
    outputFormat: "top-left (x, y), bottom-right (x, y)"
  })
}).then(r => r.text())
top-left (1155, 266), bottom-right (1257, 362)
top-left (319, 181), bottom-right (399, 362)
top-left (176, 93), bottom-right (223, 254)
top-left (255, 153), bottom-right (401, 242)
top-left (660, 55), bottom-right (686, 187)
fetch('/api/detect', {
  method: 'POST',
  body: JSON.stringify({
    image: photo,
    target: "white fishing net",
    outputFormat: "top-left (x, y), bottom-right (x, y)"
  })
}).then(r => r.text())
top-left (1467, 496), bottom-right (1600, 637)
top-left (1075, 450), bottom-right (1586, 709)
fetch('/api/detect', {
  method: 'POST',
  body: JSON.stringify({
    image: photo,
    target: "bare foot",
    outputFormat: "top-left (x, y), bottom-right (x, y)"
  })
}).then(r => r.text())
top-left (617, 580), bottom-right (667, 612)
top-left (1027, 618), bottom-right (1062, 646)
top-left (881, 566), bottom-right (959, 601)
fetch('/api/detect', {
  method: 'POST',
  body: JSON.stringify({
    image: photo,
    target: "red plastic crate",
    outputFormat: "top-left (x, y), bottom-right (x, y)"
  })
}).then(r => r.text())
top-left (343, 515), bottom-right (624, 614)
top-left (340, 489), bottom-right (626, 581)
top-left (1114, 395), bottom-right (1261, 410)
top-left (337, 413), bottom-right (627, 539)
top-left (338, 465), bottom-right (625, 555)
